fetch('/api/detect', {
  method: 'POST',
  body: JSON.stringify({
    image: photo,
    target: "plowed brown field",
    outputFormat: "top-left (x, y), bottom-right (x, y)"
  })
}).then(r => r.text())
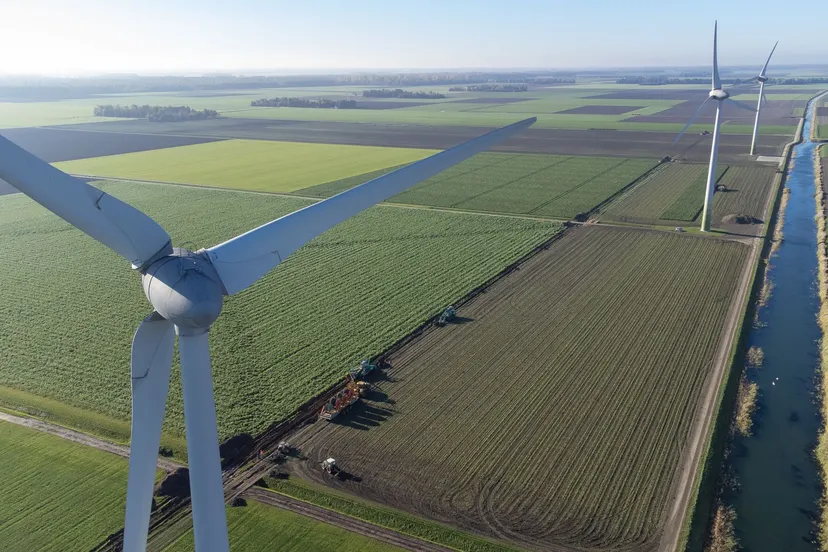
top-left (291, 225), bottom-right (750, 552)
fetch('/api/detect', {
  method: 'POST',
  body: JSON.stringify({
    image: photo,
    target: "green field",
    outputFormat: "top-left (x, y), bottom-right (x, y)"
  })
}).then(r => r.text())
top-left (263, 478), bottom-right (518, 552)
top-left (55, 140), bottom-right (436, 193)
top-left (163, 500), bottom-right (404, 552)
top-left (298, 152), bottom-right (658, 219)
top-left (601, 162), bottom-right (777, 227)
top-left (292, 225), bottom-right (750, 551)
top-left (0, 182), bottom-right (560, 446)
top-left (0, 421), bottom-right (128, 551)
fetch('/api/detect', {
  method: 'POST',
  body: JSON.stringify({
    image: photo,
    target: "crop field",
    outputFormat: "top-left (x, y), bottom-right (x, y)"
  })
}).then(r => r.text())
top-left (0, 421), bottom-right (129, 551)
top-left (163, 500), bottom-right (404, 552)
top-left (54, 139), bottom-right (436, 193)
top-left (298, 152), bottom-right (658, 219)
top-left (0, 181), bottom-right (560, 443)
top-left (601, 162), bottom-right (777, 227)
top-left (291, 225), bottom-right (750, 551)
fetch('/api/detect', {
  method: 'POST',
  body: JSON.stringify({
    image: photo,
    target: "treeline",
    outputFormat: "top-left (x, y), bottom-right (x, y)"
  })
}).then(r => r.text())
top-left (449, 84), bottom-right (528, 92)
top-left (250, 97), bottom-right (357, 109)
top-left (529, 77), bottom-right (576, 84)
top-left (769, 77), bottom-right (828, 85)
top-left (362, 88), bottom-right (445, 99)
top-left (93, 104), bottom-right (218, 121)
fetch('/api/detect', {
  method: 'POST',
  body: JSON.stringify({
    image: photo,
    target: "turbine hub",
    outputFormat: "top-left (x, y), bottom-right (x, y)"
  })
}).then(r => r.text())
top-left (141, 248), bottom-right (224, 334)
top-left (757, 75), bottom-right (768, 83)
top-left (709, 89), bottom-right (729, 101)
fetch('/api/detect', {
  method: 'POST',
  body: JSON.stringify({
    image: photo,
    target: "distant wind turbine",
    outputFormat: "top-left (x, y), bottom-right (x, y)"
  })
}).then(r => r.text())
top-left (673, 21), bottom-right (756, 232)
top-left (750, 41), bottom-right (779, 155)
top-left (0, 116), bottom-right (537, 552)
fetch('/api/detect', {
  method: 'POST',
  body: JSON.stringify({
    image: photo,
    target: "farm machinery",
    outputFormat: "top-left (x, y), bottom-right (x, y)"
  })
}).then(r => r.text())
top-left (436, 305), bottom-right (456, 326)
top-left (318, 359), bottom-right (375, 421)
top-left (321, 458), bottom-right (340, 476)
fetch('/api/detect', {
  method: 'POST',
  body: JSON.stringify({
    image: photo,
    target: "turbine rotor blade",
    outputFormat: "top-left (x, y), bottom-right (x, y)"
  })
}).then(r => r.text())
top-left (759, 41), bottom-right (779, 78)
top-left (673, 98), bottom-right (711, 145)
top-left (762, 91), bottom-right (770, 106)
top-left (206, 117), bottom-right (538, 295)
top-left (0, 136), bottom-right (172, 269)
top-left (728, 98), bottom-right (757, 112)
top-left (712, 21), bottom-right (722, 90)
top-left (123, 313), bottom-right (175, 552)
top-left (178, 330), bottom-right (229, 552)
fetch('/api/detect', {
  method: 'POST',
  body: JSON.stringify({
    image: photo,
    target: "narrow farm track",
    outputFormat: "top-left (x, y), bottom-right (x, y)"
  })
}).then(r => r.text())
top-left (0, 410), bottom-right (183, 472)
top-left (244, 488), bottom-right (456, 552)
top-left (290, 225), bottom-right (751, 552)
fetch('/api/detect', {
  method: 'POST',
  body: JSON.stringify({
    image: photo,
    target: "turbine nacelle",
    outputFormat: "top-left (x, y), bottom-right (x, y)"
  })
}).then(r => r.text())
top-left (709, 89), bottom-right (730, 101)
top-left (756, 75), bottom-right (768, 83)
top-left (141, 249), bottom-right (224, 333)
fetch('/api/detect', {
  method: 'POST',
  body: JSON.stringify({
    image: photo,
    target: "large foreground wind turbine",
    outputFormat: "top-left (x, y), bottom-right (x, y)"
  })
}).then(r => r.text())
top-left (673, 21), bottom-right (756, 232)
top-left (750, 41), bottom-right (779, 155)
top-left (0, 116), bottom-right (536, 551)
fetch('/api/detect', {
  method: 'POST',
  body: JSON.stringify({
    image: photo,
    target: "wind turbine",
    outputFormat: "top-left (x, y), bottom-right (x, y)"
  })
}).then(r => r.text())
top-left (672, 21), bottom-right (756, 232)
top-left (749, 41), bottom-right (779, 155)
top-left (0, 116), bottom-right (536, 551)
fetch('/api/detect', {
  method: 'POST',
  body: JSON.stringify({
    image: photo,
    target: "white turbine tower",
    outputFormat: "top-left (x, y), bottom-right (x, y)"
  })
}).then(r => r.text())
top-left (749, 41), bottom-right (779, 155)
top-left (0, 116), bottom-right (536, 552)
top-left (673, 21), bottom-right (756, 232)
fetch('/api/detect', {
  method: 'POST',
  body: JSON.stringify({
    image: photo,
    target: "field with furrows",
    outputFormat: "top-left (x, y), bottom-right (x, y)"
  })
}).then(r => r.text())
top-left (298, 152), bottom-right (657, 219)
top-left (0, 421), bottom-right (130, 551)
top-left (602, 162), bottom-right (776, 227)
top-left (0, 182), bottom-right (560, 449)
top-left (291, 225), bottom-right (750, 551)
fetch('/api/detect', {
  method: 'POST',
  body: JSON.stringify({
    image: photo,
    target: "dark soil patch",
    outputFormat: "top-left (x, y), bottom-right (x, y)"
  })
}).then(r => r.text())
top-left (52, 117), bottom-right (790, 163)
top-left (0, 127), bottom-right (223, 162)
top-left (557, 105), bottom-right (640, 115)
top-left (449, 97), bottom-right (534, 104)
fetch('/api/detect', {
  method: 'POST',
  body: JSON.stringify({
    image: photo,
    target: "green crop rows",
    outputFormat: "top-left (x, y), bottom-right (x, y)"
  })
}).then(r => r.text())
top-left (0, 421), bottom-right (129, 551)
top-left (163, 499), bottom-right (404, 552)
top-left (0, 182), bottom-right (560, 447)
top-left (297, 152), bottom-right (657, 219)
top-left (602, 162), bottom-right (776, 227)
top-left (293, 226), bottom-right (750, 550)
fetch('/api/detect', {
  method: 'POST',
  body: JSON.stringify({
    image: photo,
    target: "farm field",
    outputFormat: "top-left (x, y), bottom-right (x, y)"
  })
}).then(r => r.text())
top-left (299, 152), bottom-right (658, 219)
top-left (0, 420), bottom-right (129, 551)
top-left (44, 118), bottom-right (790, 162)
top-left (290, 225), bottom-right (750, 551)
top-left (601, 162), bottom-right (777, 228)
top-left (0, 181), bottom-right (560, 444)
top-left (163, 500), bottom-right (405, 552)
top-left (53, 139), bottom-right (436, 193)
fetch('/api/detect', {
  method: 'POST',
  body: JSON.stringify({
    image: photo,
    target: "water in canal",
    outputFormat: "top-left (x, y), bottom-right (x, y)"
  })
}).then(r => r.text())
top-left (730, 94), bottom-right (827, 552)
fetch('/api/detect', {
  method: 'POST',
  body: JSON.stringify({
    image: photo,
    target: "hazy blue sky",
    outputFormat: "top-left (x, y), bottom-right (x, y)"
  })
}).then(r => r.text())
top-left (1, 0), bottom-right (823, 75)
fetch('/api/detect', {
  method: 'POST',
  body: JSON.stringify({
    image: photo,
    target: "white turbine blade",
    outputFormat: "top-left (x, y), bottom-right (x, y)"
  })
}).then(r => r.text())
top-left (673, 98), bottom-right (711, 145)
top-left (759, 41), bottom-right (779, 78)
top-left (728, 98), bottom-right (757, 112)
top-left (712, 21), bottom-right (722, 90)
top-left (123, 313), bottom-right (175, 552)
top-left (205, 117), bottom-right (537, 295)
top-left (0, 136), bottom-right (172, 269)
top-left (178, 331), bottom-right (229, 552)
top-left (762, 91), bottom-right (770, 105)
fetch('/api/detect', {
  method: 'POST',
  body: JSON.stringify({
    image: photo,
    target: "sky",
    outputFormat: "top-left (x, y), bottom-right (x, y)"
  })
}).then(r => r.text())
top-left (0, 0), bottom-right (824, 75)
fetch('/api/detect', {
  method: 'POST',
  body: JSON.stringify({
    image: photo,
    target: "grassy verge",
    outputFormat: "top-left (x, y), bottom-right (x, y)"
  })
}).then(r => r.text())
top-left (0, 385), bottom-right (188, 459)
top-left (262, 477), bottom-right (519, 552)
top-left (163, 499), bottom-right (405, 552)
top-left (813, 142), bottom-right (828, 549)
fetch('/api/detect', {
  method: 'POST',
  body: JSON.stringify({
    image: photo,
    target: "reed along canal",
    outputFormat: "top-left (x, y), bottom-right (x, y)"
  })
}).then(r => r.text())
top-left (730, 94), bottom-right (827, 551)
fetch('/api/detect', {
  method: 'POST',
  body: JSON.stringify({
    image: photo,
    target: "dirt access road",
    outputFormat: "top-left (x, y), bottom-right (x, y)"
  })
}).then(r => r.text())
top-left (0, 410), bottom-right (183, 472)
